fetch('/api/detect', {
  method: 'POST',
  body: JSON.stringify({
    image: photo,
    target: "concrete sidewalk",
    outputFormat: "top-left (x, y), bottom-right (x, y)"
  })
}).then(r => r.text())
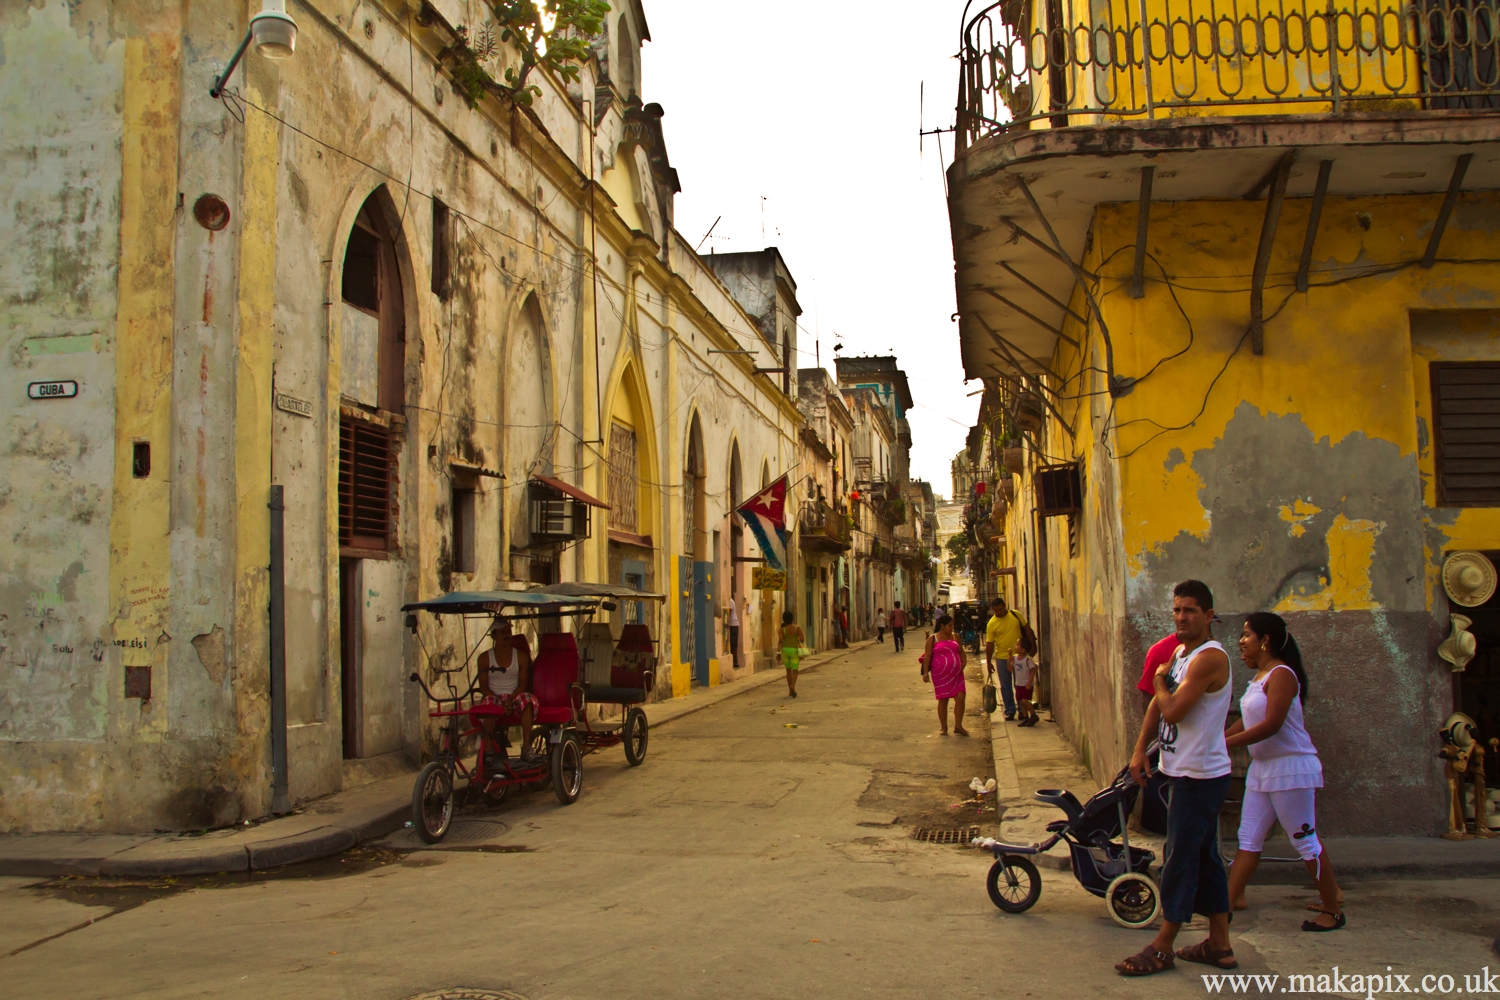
top-left (984, 703), bottom-right (1500, 882)
top-left (0, 640), bottom-right (872, 878)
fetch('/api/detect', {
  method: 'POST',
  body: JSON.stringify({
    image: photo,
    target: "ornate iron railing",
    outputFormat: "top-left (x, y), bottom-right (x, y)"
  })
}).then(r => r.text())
top-left (956, 0), bottom-right (1500, 148)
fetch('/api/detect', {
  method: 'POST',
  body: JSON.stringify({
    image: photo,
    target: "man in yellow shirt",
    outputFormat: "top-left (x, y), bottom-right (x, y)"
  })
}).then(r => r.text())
top-left (984, 597), bottom-right (1028, 721)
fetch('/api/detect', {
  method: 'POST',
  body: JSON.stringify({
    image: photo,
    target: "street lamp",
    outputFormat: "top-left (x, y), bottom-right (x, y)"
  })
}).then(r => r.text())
top-left (209, 0), bottom-right (298, 98)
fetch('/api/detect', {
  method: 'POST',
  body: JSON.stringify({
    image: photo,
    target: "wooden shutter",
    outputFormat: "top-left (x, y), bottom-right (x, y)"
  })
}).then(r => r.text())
top-left (1432, 362), bottom-right (1500, 506)
top-left (339, 416), bottom-right (393, 549)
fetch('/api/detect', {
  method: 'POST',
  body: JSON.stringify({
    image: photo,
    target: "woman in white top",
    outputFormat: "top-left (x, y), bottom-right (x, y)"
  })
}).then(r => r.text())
top-left (476, 619), bottom-right (540, 764)
top-left (1225, 612), bottom-right (1345, 932)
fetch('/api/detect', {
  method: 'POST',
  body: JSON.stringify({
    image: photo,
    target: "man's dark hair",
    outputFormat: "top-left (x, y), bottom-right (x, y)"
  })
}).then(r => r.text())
top-left (1172, 579), bottom-right (1214, 613)
top-left (990, 597), bottom-right (1007, 609)
top-left (894, 601), bottom-right (901, 608)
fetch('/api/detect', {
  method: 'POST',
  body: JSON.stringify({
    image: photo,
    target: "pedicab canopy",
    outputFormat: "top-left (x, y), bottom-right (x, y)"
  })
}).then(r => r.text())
top-left (539, 581), bottom-right (666, 602)
top-left (400, 590), bottom-right (605, 616)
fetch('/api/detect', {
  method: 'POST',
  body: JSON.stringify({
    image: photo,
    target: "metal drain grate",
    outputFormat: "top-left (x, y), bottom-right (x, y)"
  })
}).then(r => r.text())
top-left (441, 820), bottom-right (510, 845)
top-left (909, 826), bottom-right (981, 845)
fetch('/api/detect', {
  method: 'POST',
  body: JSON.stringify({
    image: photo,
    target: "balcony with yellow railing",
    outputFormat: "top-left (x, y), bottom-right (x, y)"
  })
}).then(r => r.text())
top-left (957, 0), bottom-right (1500, 147)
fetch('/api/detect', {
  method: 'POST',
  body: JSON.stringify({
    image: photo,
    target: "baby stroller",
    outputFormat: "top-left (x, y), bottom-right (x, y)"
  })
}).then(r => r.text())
top-left (979, 750), bottom-right (1162, 928)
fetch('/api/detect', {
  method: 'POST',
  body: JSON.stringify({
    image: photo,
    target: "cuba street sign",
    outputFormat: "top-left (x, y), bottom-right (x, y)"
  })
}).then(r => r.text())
top-left (28, 380), bottom-right (78, 400)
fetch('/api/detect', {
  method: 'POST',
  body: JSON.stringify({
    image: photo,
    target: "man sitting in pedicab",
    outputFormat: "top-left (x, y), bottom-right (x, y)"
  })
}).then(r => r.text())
top-left (477, 618), bottom-right (541, 767)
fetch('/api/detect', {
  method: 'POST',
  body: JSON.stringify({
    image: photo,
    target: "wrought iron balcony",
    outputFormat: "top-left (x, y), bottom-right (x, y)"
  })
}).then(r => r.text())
top-left (798, 506), bottom-right (852, 553)
top-left (957, 0), bottom-right (1500, 147)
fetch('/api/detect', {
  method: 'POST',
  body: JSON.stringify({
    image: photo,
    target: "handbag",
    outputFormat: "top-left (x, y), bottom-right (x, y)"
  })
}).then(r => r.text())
top-left (982, 683), bottom-right (998, 714)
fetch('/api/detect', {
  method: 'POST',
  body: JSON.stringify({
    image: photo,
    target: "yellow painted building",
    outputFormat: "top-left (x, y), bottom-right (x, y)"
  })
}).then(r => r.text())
top-left (0, 0), bottom-right (801, 832)
top-left (950, 0), bottom-right (1500, 834)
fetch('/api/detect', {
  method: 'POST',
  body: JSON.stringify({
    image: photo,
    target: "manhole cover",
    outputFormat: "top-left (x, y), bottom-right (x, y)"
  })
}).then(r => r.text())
top-left (909, 826), bottom-right (980, 845)
top-left (442, 820), bottom-right (510, 845)
top-left (402, 991), bottom-right (529, 1000)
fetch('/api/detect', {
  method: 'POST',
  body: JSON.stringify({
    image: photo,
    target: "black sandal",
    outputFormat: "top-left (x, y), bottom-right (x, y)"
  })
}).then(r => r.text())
top-left (1302, 911), bottom-right (1346, 932)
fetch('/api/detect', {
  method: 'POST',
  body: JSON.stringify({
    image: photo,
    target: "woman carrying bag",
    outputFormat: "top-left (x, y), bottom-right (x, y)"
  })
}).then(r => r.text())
top-left (920, 615), bottom-right (969, 736)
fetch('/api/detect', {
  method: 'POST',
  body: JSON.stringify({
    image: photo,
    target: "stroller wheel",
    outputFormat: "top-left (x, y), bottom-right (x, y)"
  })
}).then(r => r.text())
top-left (986, 855), bottom-right (1041, 913)
top-left (1105, 872), bottom-right (1162, 929)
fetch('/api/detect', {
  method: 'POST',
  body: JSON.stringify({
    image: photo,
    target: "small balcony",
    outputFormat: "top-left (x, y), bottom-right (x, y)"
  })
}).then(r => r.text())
top-left (957, 0), bottom-right (1500, 144)
top-left (798, 506), bottom-right (852, 553)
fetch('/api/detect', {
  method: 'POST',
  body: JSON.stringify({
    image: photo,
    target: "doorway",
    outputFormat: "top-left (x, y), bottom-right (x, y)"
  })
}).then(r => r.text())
top-left (339, 558), bottom-right (361, 759)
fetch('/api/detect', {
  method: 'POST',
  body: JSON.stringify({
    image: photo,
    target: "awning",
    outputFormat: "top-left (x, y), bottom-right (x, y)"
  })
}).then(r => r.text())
top-left (539, 581), bottom-right (668, 602)
top-left (531, 473), bottom-right (609, 509)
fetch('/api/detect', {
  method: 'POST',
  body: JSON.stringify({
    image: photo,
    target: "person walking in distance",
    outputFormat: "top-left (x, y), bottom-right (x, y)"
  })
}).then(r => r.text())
top-left (1225, 612), bottom-right (1345, 931)
top-left (983, 597), bottom-right (1028, 722)
top-left (890, 602), bottom-right (907, 652)
top-left (727, 598), bottom-right (742, 670)
top-left (777, 611), bottom-right (806, 698)
top-left (874, 607), bottom-right (887, 644)
top-left (1117, 580), bottom-right (1236, 976)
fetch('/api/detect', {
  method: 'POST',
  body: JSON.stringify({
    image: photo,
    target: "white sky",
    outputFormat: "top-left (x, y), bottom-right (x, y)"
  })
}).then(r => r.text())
top-left (641, 0), bottom-right (978, 499)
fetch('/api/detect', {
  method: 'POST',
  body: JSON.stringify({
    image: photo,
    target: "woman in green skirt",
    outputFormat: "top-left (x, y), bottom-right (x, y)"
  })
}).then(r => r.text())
top-left (778, 610), bottom-right (806, 698)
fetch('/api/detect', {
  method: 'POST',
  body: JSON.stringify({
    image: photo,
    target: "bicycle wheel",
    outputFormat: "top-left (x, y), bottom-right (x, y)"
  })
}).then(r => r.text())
top-left (411, 761), bottom-right (454, 844)
top-left (623, 707), bottom-right (649, 766)
top-left (551, 734), bottom-right (583, 804)
top-left (986, 854), bottom-right (1041, 913)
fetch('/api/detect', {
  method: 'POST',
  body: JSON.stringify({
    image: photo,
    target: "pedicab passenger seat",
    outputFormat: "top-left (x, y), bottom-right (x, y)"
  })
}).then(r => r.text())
top-left (581, 623), bottom-right (654, 705)
top-left (532, 632), bottom-right (580, 724)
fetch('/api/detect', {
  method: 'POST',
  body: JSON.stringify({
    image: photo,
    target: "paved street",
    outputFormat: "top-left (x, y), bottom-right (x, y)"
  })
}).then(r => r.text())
top-left (4, 642), bottom-right (1500, 999)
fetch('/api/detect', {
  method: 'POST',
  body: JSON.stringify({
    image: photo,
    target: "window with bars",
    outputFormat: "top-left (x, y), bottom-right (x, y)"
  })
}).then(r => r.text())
top-left (1432, 362), bottom-right (1500, 506)
top-left (608, 421), bottom-right (638, 532)
top-left (683, 474), bottom-right (696, 553)
top-left (339, 416), bottom-right (393, 550)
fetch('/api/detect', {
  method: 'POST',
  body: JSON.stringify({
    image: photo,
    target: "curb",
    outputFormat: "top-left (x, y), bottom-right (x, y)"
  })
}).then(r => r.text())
top-left (1, 797), bottom-right (412, 878)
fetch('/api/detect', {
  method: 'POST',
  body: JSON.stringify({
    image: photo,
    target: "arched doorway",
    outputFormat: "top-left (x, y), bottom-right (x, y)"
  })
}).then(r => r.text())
top-left (727, 441), bottom-right (743, 669)
top-left (338, 187), bottom-right (407, 760)
top-left (504, 293), bottom-right (554, 583)
top-left (683, 414), bottom-right (709, 685)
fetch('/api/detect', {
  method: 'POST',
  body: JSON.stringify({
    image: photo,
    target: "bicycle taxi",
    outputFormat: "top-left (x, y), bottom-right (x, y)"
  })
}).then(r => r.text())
top-left (402, 583), bottom-right (664, 843)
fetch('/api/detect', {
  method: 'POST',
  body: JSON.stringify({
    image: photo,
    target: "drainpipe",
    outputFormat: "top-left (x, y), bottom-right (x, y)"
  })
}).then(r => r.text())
top-left (268, 485), bottom-right (291, 814)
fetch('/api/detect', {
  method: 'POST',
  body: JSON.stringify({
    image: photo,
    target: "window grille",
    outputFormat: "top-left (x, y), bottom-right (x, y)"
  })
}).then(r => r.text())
top-left (1432, 362), bottom-right (1500, 506)
top-left (608, 421), bottom-right (638, 531)
top-left (339, 416), bottom-right (392, 550)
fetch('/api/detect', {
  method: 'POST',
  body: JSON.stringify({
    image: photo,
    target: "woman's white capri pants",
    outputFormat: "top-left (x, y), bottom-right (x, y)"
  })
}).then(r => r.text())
top-left (1238, 787), bottom-right (1322, 864)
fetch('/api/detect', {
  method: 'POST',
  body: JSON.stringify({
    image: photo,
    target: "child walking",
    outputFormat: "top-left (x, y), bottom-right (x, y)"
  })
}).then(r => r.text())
top-left (1010, 644), bottom-right (1039, 727)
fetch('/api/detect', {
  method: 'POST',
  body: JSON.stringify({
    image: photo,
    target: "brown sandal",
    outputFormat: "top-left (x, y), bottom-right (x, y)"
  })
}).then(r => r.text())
top-left (1176, 940), bottom-right (1238, 969)
top-left (1115, 946), bottom-right (1176, 976)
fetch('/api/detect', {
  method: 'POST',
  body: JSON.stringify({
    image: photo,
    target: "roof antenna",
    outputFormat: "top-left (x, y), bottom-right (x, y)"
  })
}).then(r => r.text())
top-left (695, 215), bottom-right (721, 253)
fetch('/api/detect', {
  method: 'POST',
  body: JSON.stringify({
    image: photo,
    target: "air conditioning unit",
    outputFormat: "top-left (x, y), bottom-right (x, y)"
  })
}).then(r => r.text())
top-left (1035, 462), bottom-right (1082, 517)
top-left (528, 483), bottom-right (592, 541)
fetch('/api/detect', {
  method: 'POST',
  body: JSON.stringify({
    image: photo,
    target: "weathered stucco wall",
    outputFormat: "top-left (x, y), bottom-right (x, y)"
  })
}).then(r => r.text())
top-left (0, 0), bottom-right (125, 828)
top-left (1024, 189), bottom-right (1500, 836)
top-left (0, 0), bottom-right (804, 832)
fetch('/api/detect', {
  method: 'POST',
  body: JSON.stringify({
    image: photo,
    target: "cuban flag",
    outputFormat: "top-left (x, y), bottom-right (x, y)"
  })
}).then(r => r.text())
top-left (738, 475), bottom-right (789, 571)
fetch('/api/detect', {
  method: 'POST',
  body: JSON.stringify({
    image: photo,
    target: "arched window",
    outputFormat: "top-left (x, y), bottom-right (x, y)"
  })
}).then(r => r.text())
top-left (685, 414), bottom-right (705, 560)
top-left (616, 16), bottom-right (637, 96)
top-left (338, 189), bottom-right (406, 553)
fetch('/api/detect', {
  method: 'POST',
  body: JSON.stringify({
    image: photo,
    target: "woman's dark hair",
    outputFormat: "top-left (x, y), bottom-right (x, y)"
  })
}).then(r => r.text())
top-left (935, 614), bottom-right (953, 629)
top-left (1244, 611), bottom-right (1308, 703)
top-left (781, 611), bottom-right (795, 625)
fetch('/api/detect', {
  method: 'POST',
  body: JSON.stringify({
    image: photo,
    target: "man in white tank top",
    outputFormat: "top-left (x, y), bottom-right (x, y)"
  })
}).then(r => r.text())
top-left (1117, 580), bottom-right (1237, 977)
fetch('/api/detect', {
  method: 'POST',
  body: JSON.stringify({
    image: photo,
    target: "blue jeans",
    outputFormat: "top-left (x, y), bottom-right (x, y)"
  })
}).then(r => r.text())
top-left (1161, 774), bottom-right (1231, 924)
top-left (995, 658), bottom-right (1017, 717)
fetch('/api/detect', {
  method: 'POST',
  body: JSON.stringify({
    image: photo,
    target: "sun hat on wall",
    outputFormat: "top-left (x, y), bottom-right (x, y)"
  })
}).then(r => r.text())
top-left (1443, 551), bottom-right (1498, 608)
